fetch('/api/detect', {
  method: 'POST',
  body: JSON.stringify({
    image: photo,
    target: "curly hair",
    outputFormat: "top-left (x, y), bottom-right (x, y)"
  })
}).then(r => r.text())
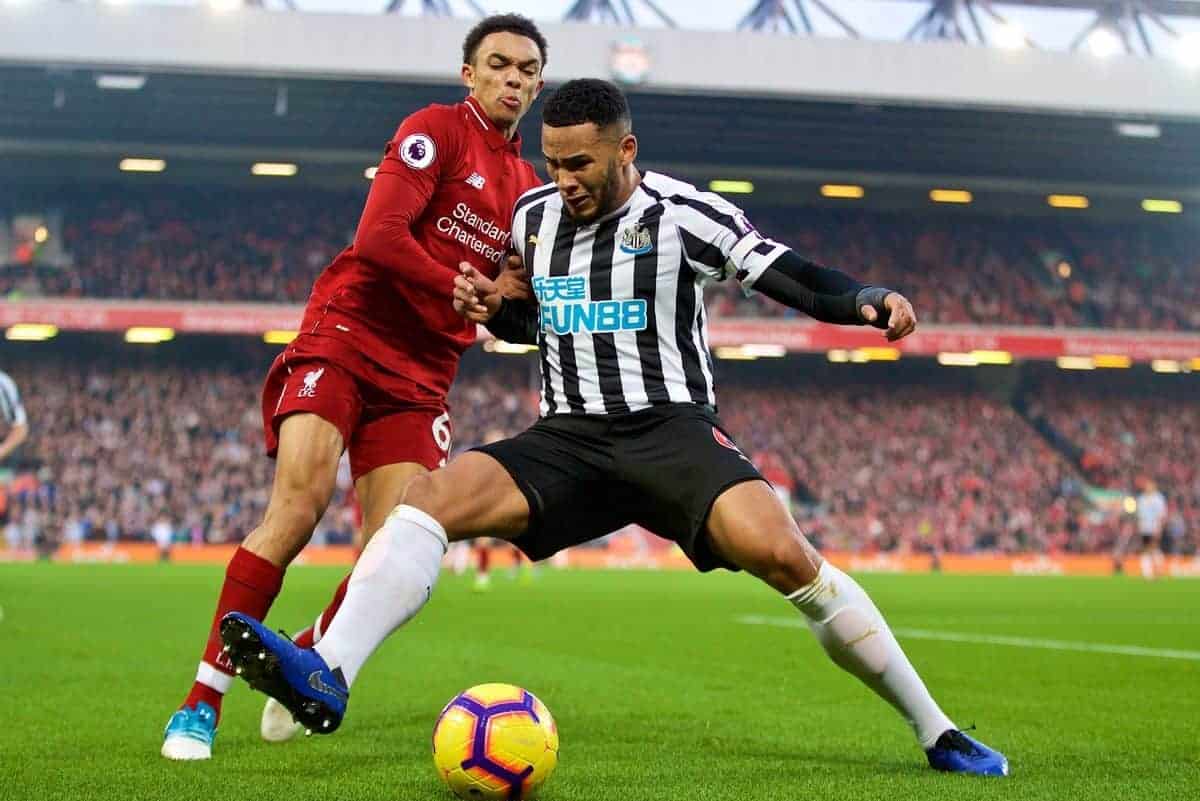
top-left (462, 13), bottom-right (548, 68)
top-left (542, 79), bottom-right (631, 131)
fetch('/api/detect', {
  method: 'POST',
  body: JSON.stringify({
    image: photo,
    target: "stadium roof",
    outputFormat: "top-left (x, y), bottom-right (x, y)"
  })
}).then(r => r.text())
top-left (3, 64), bottom-right (1198, 211)
top-left (2, 6), bottom-right (1197, 213)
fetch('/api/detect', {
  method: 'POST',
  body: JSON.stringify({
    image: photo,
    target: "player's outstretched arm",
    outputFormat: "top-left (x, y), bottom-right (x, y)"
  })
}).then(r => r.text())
top-left (753, 250), bottom-right (917, 341)
top-left (668, 181), bottom-right (915, 341)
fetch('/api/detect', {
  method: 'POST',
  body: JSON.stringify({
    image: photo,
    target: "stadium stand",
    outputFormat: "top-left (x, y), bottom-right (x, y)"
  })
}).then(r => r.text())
top-left (4, 190), bottom-right (1198, 331)
top-left (1019, 372), bottom-right (1199, 553)
top-left (2, 345), bottom-right (1192, 558)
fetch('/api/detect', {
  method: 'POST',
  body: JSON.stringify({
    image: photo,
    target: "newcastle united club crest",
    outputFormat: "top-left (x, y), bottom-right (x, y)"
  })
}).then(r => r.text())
top-left (619, 223), bottom-right (653, 255)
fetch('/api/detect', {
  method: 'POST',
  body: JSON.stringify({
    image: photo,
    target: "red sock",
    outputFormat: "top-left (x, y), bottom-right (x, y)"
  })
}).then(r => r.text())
top-left (182, 547), bottom-right (285, 721)
top-left (292, 573), bottom-right (351, 649)
top-left (477, 546), bottom-right (490, 575)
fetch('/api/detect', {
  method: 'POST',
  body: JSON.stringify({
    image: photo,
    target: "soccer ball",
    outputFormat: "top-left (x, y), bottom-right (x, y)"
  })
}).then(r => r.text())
top-left (432, 683), bottom-right (559, 800)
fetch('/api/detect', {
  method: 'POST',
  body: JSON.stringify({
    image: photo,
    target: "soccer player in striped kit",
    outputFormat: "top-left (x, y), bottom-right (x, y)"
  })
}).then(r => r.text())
top-left (221, 79), bottom-right (1008, 776)
top-left (0, 369), bottom-right (29, 467)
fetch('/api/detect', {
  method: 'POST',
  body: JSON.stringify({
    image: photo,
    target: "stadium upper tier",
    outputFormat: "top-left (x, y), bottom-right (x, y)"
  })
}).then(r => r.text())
top-left (3, 5), bottom-right (1198, 119)
top-left (3, 7), bottom-right (1200, 195)
top-left (1, 349), bottom-right (1194, 556)
top-left (4, 189), bottom-right (1196, 332)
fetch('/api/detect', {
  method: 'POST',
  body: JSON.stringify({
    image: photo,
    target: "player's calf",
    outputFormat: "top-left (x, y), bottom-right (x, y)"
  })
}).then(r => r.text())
top-left (705, 481), bottom-right (1007, 771)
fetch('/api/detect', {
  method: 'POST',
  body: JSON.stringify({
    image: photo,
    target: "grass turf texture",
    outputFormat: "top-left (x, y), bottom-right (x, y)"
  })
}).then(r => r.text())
top-left (1, 564), bottom-right (1197, 801)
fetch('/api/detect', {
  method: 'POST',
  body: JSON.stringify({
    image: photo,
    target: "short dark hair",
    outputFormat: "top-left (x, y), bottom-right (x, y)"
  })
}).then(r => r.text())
top-left (462, 13), bottom-right (548, 69)
top-left (542, 79), bottom-right (630, 132)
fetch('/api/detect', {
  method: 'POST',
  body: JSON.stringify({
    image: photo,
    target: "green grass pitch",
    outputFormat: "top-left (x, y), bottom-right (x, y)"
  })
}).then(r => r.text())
top-left (2, 564), bottom-right (1197, 800)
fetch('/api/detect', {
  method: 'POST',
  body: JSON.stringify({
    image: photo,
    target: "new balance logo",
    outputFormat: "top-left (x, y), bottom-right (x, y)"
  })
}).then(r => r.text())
top-left (466, 172), bottom-right (486, 190)
top-left (297, 368), bottom-right (324, 399)
top-left (308, 670), bottom-right (348, 703)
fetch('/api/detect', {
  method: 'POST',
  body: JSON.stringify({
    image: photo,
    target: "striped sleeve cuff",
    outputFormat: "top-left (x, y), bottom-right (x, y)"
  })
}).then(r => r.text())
top-left (730, 236), bottom-right (789, 296)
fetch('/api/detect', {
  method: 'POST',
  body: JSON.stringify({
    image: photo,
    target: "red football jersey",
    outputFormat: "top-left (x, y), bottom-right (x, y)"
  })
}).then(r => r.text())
top-left (298, 95), bottom-right (542, 402)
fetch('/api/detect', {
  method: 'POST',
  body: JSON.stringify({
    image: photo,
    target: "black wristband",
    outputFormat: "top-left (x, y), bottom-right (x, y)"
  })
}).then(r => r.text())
top-left (855, 286), bottom-right (892, 327)
top-left (486, 298), bottom-right (540, 345)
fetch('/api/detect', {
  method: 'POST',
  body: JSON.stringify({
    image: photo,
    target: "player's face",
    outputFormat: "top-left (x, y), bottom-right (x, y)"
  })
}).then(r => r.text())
top-left (462, 32), bottom-right (544, 133)
top-left (543, 123), bottom-right (637, 224)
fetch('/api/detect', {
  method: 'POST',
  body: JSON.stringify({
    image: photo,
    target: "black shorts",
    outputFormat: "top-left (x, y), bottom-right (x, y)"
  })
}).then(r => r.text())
top-left (473, 404), bottom-right (764, 572)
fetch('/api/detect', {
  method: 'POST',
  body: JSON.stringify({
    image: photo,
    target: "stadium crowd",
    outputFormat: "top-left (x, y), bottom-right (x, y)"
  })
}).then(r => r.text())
top-left (1021, 378), bottom-right (1200, 554)
top-left (2, 355), bottom-right (1193, 558)
top-left (706, 216), bottom-right (1200, 332)
top-left (721, 383), bottom-right (1085, 555)
top-left (4, 190), bottom-right (1198, 331)
top-left (3, 191), bottom-right (356, 303)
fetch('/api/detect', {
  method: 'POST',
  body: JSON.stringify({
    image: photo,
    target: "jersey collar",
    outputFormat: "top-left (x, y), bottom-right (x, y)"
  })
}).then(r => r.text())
top-left (463, 95), bottom-right (522, 153)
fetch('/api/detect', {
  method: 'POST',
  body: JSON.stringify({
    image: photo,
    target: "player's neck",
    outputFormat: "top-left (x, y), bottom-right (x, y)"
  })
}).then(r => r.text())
top-left (467, 94), bottom-right (520, 141)
top-left (609, 166), bottom-right (642, 214)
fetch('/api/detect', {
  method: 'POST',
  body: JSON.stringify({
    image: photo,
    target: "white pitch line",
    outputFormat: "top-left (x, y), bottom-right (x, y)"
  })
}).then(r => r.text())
top-left (735, 615), bottom-right (1200, 662)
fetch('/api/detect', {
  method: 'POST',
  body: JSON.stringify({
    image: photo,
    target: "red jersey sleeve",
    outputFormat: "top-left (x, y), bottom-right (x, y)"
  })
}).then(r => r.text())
top-left (352, 106), bottom-right (465, 298)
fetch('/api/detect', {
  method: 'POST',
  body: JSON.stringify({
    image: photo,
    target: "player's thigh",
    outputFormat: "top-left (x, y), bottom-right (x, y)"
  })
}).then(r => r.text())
top-left (347, 403), bottom-right (453, 541)
top-left (468, 418), bottom-right (632, 562)
top-left (619, 405), bottom-right (764, 572)
top-left (265, 413), bottom-right (346, 511)
top-left (261, 354), bottom-right (359, 464)
top-left (348, 405), bottom-right (453, 479)
top-left (401, 452), bottom-right (531, 541)
top-left (705, 480), bottom-right (823, 595)
top-left (247, 413), bottom-right (346, 562)
top-left (355, 461), bottom-right (428, 541)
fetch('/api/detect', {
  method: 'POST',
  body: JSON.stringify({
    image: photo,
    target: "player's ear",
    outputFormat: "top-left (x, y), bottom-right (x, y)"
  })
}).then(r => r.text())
top-left (461, 62), bottom-right (475, 91)
top-left (533, 77), bottom-right (545, 99)
top-left (618, 133), bottom-right (637, 167)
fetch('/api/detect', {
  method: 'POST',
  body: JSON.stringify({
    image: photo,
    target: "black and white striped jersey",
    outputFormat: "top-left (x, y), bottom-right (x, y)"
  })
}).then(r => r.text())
top-left (511, 171), bottom-right (788, 417)
top-left (0, 370), bottom-right (27, 427)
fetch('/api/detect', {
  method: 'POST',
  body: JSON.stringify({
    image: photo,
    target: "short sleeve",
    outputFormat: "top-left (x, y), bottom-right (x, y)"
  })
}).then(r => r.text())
top-left (673, 191), bottom-right (788, 292)
top-left (510, 205), bottom-right (525, 258)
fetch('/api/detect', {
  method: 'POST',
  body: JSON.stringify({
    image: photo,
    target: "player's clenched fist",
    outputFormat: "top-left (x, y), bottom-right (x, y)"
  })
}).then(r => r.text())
top-left (454, 263), bottom-right (502, 322)
top-left (861, 292), bottom-right (918, 342)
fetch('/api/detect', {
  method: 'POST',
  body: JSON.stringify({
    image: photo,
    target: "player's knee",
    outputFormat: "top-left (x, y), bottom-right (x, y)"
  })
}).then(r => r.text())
top-left (264, 489), bottom-right (326, 536)
top-left (399, 471), bottom-right (448, 517)
top-left (756, 535), bottom-right (820, 593)
top-left (264, 471), bottom-right (335, 535)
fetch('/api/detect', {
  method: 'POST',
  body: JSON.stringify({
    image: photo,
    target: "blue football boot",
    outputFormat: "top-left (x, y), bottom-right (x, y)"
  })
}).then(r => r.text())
top-left (161, 701), bottom-right (217, 760)
top-left (219, 612), bottom-right (349, 734)
top-left (926, 729), bottom-right (1009, 776)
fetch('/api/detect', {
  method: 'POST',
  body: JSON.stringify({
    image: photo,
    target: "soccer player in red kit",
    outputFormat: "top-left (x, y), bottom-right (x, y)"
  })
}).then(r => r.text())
top-left (161, 14), bottom-right (547, 760)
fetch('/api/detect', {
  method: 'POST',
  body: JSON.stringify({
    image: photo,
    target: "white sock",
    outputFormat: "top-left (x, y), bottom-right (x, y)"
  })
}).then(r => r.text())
top-left (195, 662), bottom-right (233, 694)
top-left (789, 561), bottom-right (954, 749)
top-left (314, 505), bottom-right (447, 686)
